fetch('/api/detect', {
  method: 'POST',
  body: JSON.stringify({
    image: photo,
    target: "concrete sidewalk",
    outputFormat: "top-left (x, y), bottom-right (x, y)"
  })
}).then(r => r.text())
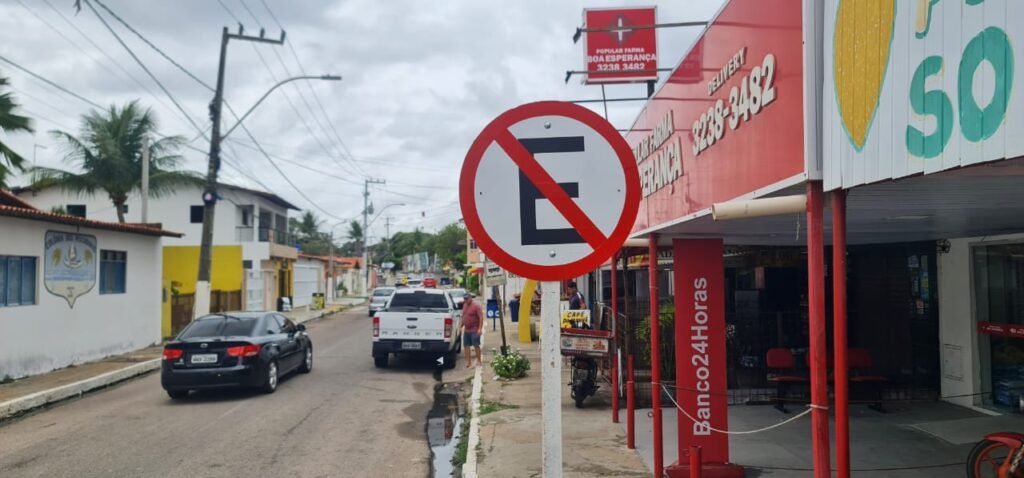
top-left (0, 299), bottom-right (365, 422)
top-left (472, 314), bottom-right (647, 477)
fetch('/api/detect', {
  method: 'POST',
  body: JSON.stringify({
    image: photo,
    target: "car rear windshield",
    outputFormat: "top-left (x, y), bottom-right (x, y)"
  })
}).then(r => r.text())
top-left (373, 289), bottom-right (394, 297)
top-left (449, 290), bottom-right (466, 298)
top-left (179, 315), bottom-right (257, 339)
top-left (388, 292), bottom-right (449, 310)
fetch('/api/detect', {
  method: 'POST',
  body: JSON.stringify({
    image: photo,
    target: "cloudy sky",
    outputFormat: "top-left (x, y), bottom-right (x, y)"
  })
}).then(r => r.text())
top-left (0, 0), bottom-right (724, 242)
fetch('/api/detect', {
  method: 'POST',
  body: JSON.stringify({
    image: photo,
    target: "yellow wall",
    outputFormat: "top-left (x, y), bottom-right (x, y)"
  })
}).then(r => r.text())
top-left (161, 246), bottom-right (243, 337)
top-left (162, 246), bottom-right (243, 294)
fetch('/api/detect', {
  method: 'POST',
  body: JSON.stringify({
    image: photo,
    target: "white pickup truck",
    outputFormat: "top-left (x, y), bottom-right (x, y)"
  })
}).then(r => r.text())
top-left (372, 288), bottom-right (462, 369)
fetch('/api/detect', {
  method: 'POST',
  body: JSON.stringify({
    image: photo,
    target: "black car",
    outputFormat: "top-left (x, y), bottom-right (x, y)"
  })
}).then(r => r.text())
top-left (161, 312), bottom-right (312, 399)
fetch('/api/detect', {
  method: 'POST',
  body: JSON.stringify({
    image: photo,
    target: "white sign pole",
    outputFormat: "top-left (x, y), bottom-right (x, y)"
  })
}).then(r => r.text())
top-left (540, 280), bottom-right (562, 477)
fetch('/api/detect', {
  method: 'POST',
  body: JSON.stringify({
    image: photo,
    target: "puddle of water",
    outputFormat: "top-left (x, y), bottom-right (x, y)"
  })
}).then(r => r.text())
top-left (427, 382), bottom-right (465, 477)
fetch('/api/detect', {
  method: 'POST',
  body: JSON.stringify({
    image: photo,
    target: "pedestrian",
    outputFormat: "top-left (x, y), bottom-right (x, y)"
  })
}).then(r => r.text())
top-left (567, 281), bottom-right (587, 311)
top-left (461, 292), bottom-right (484, 368)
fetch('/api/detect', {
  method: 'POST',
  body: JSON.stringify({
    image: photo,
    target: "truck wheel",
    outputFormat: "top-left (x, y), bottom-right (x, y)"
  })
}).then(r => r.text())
top-left (443, 351), bottom-right (456, 370)
top-left (374, 354), bottom-right (388, 368)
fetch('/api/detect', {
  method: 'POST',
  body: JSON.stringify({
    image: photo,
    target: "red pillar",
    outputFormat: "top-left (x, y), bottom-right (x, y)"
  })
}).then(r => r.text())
top-left (806, 181), bottom-right (831, 478)
top-left (649, 234), bottom-right (664, 478)
top-left (628, 354), bottom-right (636, 449)
top-left (832, 189), bottom-right (850, 478)
top-left (612, 253), bottom-right (620, 424)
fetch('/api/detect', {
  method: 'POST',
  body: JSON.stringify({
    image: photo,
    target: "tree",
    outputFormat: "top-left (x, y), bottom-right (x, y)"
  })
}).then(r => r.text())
top-left (339, 220), bottom-right (363, 256)
top-left (288, 210), bottom-right (337, 256)
top-left (432, 222), bottom-right (467, 267)
top-left (32, 101), bottom-right (198, 222)
top-left (0, 75), bottom-right (34, 188)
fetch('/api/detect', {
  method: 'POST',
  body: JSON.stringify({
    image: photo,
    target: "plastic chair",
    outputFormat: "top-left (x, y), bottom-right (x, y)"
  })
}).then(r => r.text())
top-left (766, 348), bottom-right (807, 413)
top-left (848, 348), bottom-right (887, 412)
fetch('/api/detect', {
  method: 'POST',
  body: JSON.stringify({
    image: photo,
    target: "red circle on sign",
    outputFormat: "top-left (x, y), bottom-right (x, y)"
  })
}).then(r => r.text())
top-left (459, 101), bottom-right (640, 281)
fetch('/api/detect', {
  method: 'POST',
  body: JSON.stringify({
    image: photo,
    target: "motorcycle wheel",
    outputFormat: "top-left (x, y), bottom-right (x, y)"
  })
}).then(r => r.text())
top-left (574, 391), bottom-right (586, 409)
top-left (966, 439), bottom-right (1013, 478)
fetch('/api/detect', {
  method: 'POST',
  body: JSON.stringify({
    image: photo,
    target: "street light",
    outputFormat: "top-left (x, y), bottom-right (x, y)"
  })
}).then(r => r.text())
top-left (221, 74), bottom-right (342, 140)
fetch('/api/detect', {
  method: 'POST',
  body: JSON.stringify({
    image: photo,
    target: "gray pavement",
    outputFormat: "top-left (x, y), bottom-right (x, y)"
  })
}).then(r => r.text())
top-left (0, 305), bottom-right (443, 478)
top-left (627, 400), bottom-right (1023, 477)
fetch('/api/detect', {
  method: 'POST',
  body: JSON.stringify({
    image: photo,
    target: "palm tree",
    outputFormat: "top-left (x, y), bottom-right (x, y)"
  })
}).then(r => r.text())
top-left (32, 101), bottom-right (199, 222)
top-left (0, 75), bottom-right (34, 188)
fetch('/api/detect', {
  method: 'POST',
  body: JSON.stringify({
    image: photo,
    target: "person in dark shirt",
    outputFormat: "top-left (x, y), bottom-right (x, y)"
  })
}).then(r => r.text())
top-left (461, 293), bottom-right (484, 368)
top-left (567, 281), bottom-right (587, 311)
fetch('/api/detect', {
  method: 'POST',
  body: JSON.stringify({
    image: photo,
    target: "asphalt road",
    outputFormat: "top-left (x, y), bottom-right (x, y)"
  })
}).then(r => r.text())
top-left (0, 306), bottom-right (451, 478)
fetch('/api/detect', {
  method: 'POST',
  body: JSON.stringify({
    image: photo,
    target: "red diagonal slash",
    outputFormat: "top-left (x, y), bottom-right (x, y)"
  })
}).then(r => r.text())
top-left (494, 128), bottom-right (607, 250)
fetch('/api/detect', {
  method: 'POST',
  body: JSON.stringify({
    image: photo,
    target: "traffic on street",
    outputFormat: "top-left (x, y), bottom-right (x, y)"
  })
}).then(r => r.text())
top-left (2, 1), bottom-right (1024, 477)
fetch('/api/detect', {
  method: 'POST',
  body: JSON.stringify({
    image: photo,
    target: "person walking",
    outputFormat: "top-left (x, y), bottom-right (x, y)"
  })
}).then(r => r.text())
top-left (461, 293), bottom-right (484, 368)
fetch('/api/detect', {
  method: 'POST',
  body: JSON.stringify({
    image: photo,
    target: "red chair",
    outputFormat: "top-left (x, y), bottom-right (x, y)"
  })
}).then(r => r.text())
top-left (848, 348), bottom-right (887, 412)
top-left (766, 348), bottom-right (807, 413)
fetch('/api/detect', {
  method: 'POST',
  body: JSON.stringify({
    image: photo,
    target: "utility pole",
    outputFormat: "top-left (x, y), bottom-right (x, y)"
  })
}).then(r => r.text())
top-left (141, 136), bottom-right (149, 223)
top-left (362, 178), bottom-right (385, 295)
top-left (195, 25), bottom-right (286, 319)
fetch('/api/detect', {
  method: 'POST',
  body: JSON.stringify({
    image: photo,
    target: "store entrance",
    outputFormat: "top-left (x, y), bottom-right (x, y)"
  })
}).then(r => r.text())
top-left (972, 243), bottom-right (1024, 410)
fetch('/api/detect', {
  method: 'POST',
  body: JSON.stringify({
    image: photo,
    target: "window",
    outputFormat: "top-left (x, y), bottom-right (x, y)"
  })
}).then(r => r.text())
top-left (120, 204), bottom-right (128, 214)
top-left (0, 256), bottom-right (37, 307)
top-left (242, 260), bottom-right (253, 270)
top-left (280, 315), bottom-right (297, 333)
top-left (66, 204), bottom-right (86, 218)
top-left (190, 205), bottom-right (204, 223)
top-left (388, 291), bottom-right (450, 310)
top-left (100, 250), bottom-right (127, 294)
top-left (241, 209), bottom-right (251, 226)
top-left (470, 239), bottom-right (477, 250)
top-left (179, 315), bottom-right (258, 339)
top-left (265, 314), bottom-right (283, 335)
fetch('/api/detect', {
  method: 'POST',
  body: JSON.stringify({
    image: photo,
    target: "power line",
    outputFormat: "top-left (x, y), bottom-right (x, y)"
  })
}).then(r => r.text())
top-left (0, 54), bottom-right (102, 109)
top-left (242, 0), bottom-right (369, 177)
top-left (82, 0), bottom-right (207, 134)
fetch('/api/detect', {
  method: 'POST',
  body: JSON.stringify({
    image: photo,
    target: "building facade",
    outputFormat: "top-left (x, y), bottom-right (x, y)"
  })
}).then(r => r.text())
top-left (15, 183), bottom-right (300, 337)
top-left (0, 191), bottom-right (177, 378)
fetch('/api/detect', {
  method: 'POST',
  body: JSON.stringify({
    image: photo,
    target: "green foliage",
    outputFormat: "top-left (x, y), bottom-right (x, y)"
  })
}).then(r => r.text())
top-left (32, 101), bottom-right (197, 222)
top-left (0, 75), bottom-right (34, 188)
top-left (0, 374), bottom-right (13, 384)
top-left (635, 303), bottom-right (675, 378)
top-left (479, 399), bottom-right (518, 416)
top-left (490, 348), bottom-right (531, 379)
top-left (452, 411), bottom-right (471, 466)
top-left (289, 211), bottom-right (338, 256)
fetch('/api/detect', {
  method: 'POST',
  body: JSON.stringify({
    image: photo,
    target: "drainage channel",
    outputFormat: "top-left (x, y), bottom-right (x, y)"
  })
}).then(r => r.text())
top-left (427, 381), bottom-right (467, 477)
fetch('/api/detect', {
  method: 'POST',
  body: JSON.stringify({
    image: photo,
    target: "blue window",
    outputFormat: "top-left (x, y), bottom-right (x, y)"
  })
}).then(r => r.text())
top-left (0, 256), bottom-right (37, 307)
top-left (100, 250), bottom-right (127, 294)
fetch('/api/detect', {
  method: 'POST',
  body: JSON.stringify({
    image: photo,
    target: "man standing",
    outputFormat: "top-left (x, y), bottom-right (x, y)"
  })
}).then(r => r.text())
top-left (461, 293), bottom-right (484, 368)
top-left (567, 281), bottom-right (587, 311)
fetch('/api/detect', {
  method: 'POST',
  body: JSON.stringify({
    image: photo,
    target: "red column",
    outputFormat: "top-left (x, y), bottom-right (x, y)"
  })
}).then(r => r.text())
top-left (612, 253), bottom-right (620, 424)
top-left (649, 234), bottom-right (664, 478)
top-left (806, 181), bottom-right (831, 478)
top-left (832, 189), bottom-right (850, 478)
top-left (628, 354), bottom-right (636, 449)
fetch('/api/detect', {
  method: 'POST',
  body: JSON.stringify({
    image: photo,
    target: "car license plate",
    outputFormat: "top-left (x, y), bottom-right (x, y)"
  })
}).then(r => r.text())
top-left (401, 342), bottom-right (421, 350)
top-left (190, 353), bottom-right (218, 364)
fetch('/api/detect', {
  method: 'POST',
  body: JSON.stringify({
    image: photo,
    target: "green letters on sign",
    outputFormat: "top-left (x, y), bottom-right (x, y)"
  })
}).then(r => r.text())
top-left (907, 55), bottom-right (953, 159)
top-left (958, 27), bottom-right (1013, 143)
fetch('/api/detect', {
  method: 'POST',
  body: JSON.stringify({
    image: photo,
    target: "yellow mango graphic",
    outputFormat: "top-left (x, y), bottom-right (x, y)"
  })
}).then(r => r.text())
top-left (834, 0), bottom-right (896, 150)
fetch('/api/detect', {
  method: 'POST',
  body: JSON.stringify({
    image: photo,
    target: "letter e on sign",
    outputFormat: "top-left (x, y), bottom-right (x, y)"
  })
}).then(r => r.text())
top-left (459, 101), bottom-right (640, 281)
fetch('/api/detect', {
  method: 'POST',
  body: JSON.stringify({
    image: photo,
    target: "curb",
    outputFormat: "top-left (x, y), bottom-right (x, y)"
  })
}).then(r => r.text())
top-left (463, 365), bottom-right (484, 478)
top-left (0, 358), bottom-right (160, 422)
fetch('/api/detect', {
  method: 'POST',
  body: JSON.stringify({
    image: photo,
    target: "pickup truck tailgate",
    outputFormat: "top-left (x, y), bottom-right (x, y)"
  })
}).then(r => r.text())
top-left (379, 313), bottom-right (448, 340)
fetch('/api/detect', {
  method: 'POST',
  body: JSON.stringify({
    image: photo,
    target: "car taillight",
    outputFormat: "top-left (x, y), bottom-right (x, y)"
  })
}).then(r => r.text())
top-left (226, 344), bottom-right (260, 357)
top-left (373, 316), bottom-right (380, 338)
top-left (162, 348), bottom-right (183, 360)
top-left (444, 317), bottom-right (453, 339)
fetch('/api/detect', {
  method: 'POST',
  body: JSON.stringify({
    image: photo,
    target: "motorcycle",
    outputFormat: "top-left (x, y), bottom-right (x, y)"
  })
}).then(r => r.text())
top-left (967, 432), bottom-right (1024, 477)
top-left (569, 355), bottom-right (599, 408)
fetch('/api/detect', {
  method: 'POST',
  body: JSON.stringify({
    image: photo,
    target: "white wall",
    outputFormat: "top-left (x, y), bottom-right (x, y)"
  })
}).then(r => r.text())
top-left (0, 216), bottom-right (163, 378)
top-left (16, 185), bottom-right (291, 247)
top-left (293, 259), bottom-right (324, 308)
top-left (938, 232), bottom-right (1024, 409)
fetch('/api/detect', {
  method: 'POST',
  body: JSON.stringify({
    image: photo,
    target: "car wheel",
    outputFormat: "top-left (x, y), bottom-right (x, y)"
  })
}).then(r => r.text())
top-left (166, 389), bottom-right (189, 400)
top-left (374, 354), bottom-right (388, 368)
top-left (299, 345), bottom-right (313, 374)
top-left (261, 361), bottom-right (279, 394)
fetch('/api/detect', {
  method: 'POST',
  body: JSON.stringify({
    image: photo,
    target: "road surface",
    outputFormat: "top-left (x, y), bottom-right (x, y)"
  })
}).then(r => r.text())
top-left (0, 306), bottom-right (444, 478)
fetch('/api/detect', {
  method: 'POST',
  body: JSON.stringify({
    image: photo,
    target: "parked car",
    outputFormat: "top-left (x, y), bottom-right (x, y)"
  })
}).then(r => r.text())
top-left (423, 277), bottom-right (438, 288)
top-left (161, 312), bottom-right (312, 399)
top-left (372, 288), bottom-right (461, 369)
top-left (369, 287), bottom-right (396, 317)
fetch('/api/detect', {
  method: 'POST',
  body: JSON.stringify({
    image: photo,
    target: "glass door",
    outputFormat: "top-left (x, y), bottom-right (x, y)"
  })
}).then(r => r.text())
top-left (972, 243), bottom-right (1024, 410)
